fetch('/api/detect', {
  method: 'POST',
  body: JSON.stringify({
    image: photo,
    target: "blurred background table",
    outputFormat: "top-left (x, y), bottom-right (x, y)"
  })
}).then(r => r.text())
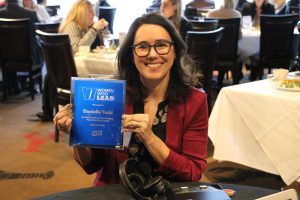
top-left (74, 51), bottom-right (117, 77)
top-left (33, 181), bottom-right (279, 200)
top-left (209, 79), bottom-right (300, 185)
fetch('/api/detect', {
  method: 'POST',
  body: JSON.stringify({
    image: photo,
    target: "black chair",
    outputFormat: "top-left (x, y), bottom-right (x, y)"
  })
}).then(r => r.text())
top-left (189, 19), bottom-right (219, 31)
top-left (186, 27), bottom-right (224, 112)
top-left (36, 30), bottom-right (78, 142)
top-left (286, 6), bottom-right (300, 20)
top-left (184, 7), bottom-right (213, 20)
top-left (209, 18), bottom-right (241, 87)
top-left (98, 6), bottom-right (116, 34)
top-left (0, 18), bottom-right (42, 101)
top-left (46, 5), bottom-right (60, 16)
top-left (34, 22), bottom-right (60, 33)
top-left (251, 14), bottom-right (298, 80)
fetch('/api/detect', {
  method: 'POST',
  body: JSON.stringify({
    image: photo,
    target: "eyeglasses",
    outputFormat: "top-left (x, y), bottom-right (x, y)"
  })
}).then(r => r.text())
top-left (132, 40), bottom-right (174, 57)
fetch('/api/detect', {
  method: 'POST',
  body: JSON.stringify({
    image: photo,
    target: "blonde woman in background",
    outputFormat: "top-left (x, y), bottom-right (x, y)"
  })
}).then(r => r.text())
top-left (160, 0), bottom-right (193, 41)
top-left (59, 0), bottom-right (108, 54)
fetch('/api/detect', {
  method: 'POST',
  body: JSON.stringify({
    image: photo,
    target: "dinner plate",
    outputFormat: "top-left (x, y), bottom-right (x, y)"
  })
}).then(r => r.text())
top-left (288, 71), bottom-right (300, 77)
top-left (270, 78), bottom-right (300, 92)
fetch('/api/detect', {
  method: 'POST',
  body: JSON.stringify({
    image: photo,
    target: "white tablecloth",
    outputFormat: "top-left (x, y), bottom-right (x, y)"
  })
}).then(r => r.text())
top-left (208, 79), bottom-right (300, 185)
top-left (74, 52), bottom-right (117, 77)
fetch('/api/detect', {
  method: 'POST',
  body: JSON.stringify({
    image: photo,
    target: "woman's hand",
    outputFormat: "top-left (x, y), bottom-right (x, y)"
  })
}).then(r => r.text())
top-left (92, 18), bottom-right (109, 31)
top-left (122, 114), bottom-right (155, 144)
top-left (53, 104), bottom-right (73, 134)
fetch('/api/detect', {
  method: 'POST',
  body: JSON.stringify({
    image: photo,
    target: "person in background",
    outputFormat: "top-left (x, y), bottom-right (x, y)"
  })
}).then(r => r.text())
top-left (22, 0), bottom-right (35, 10)
top-left (207, 0), bottom-right (242, 18)
top-left (235, 0), bottom-right (248, 12)
top-left (185, 0), bottom-right (215, 9)
top-left (0, 0), bottom-right (42, 94)
top-left (35, 0), bottom-right (52, 23)
top-left (184, 0), bottom-right (215, 19)
top-left (207, 0), bottom-right (243, 88)
top-left (36, 0), bottom-right (108, 121)
top-left (241, 0), bottom-right (275, 27)
top-left (58, 0), bottom-right (108, 54)
top-left (146, 0), bottom-right (161, 13)
top-left (53, 13), bottom-right (208, 185)
top-left (160, 0), bottom-right (193, 41)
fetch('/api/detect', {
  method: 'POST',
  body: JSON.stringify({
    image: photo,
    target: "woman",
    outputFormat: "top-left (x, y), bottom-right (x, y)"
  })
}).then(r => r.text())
top-left (58, 0), bottom-right (108, 54)
top-left (53, 13), bottom-right (208, 186)
top-left (241, 0), bottom-right (275, 27)
top-left (160, 0), bottom-right (193, 41)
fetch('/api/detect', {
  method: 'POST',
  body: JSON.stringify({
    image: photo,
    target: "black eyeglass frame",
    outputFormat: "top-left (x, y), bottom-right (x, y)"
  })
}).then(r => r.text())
top-left (132, 40), bottom-right (174, 57)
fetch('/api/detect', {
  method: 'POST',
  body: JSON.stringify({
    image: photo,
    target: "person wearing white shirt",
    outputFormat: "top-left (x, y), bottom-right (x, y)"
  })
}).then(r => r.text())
top-left (35, 0), bottom-right (52, 23)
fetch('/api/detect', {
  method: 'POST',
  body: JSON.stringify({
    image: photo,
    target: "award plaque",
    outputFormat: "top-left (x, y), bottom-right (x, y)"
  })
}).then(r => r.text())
top-left (70, 77), bottom-right (126, 149)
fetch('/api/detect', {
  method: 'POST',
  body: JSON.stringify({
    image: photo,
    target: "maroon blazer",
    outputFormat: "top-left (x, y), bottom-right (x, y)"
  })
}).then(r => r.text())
top-left (75, 87), bottom-right (208, 186)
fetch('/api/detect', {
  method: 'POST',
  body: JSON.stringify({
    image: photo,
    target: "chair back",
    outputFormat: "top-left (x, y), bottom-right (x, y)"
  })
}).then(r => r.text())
top-left (189, 19), bottom-right (219, 31)
top-left (208, 18), bottom-right (241, 85)
top-left (286, 6), bottom-right (300, 20)
top-left (259, 14), bottom-right (298, 71)
top-left (186, 27), bottom-right (224, 111)
top-left (98, 6), bottom-right (116, 34)
top-left (34, 22), bottom-right (60, 33)
top-left (255, 189), bottom-right (298, 200)
top-left (0, 18), bottom-right (31, 64)
top-left (215, 18), bottom-right (240, 61)
top-left (46, 5), bottom-right (60, 16)
top-left (36, 30), bottom-right (77, 90)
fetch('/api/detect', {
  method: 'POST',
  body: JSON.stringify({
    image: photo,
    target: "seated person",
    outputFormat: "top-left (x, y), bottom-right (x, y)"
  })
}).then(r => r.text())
top-left (235, 0), bottom-right (248, 12)
top-left (146, 0), bottom-right (161, 13)
top-left (184, 0), bottom-right (215, 19)
top-left (54, 13), bottom-right (209, 186)
top-left (185, 0), bottom-right (215, 9)
top-left (0, 0), bottom-right (42, 94)
top-left (207, 0), bottom-right (242, 19)
top-left (35, 0), bottom-right (53, 23)
top-left (272, 0), bottom-right (287, 15)
top-left (160, 0), bottom-right (193, 41)
top-left (59, 0), bottom-right (108, 54)
top-left (36, 0), bottom-right (108, 121)
top-left (241, 0), bottom-right (275, 27)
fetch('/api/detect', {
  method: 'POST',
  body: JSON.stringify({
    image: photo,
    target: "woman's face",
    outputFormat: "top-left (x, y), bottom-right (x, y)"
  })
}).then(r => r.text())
top-left (87, 6), bottom-right (95, 27)
top-left (160, 0), bottom-right (177, 18)
top-left (132, 24), bottom-right (175, 84)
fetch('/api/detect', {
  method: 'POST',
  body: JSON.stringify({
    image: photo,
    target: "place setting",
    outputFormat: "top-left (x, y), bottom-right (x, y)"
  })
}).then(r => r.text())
top-left (268, 69), bottom-right (300, 92)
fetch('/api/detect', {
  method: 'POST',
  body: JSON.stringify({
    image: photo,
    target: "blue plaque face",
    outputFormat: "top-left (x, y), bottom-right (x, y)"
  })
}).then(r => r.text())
top-left (70, 77), bottom-right (126, 149)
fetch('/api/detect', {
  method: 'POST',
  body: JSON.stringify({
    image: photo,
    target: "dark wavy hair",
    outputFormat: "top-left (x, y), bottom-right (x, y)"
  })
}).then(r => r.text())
top-left (116, 13), bottom-right (198, 103)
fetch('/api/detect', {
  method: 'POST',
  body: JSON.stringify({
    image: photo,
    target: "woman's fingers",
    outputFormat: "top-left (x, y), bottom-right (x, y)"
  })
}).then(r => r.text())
top-left (53, 104), bottom-right (73, 133)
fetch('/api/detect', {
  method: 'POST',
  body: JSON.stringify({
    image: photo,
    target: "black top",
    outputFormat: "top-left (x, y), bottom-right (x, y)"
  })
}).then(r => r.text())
top-left (241, 2), bottom-right (275, 20)
top-left (128, 100), bottom-right (168, 171)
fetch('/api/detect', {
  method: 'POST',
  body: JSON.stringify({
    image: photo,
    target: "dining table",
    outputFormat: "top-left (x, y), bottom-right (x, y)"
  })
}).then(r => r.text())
top-left (208, 78), bottom-right (300, 185)
top-left (74, 49), bottom-right (117, 77)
